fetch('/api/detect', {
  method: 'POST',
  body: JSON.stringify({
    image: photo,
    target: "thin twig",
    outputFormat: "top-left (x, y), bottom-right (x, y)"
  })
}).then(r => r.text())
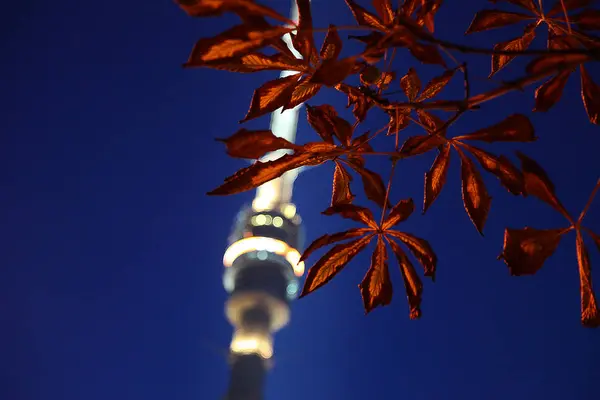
top-left (578, 178), bottom-right (600, 224)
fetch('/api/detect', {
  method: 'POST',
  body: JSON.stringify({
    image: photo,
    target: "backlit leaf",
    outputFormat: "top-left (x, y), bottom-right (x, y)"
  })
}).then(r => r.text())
top-left (533, 69), bottom-right (572, 112)
top-left (216, 128), bottom-right (299, 159)
top-left (306, 104), bottom-right (336, 144)
top-left (547, 0), bottom-right (595, 16)
top-left (372, 0), bottom-right (395, 24)
top-left (388, 238), bottom-right (423, 319)
top-left (320, 25), bottom-right (343, 61)
top-left (360, 236), bottom-right (393, 313)
top-left (417, 109), bottom-right (447, 135)
top-left (489, 0), bottom-right (538, 12)
top-left (311, 57), bottom-right (357, 87)
top-left (188, 24), bottom-right (293, 63)
top-left (349, 164), bottom-right (390, 209)
top-left (516, 152), bottom-right (571, 218)
top-left (400, 67), bottom-right (421, 101)
top-left (322, 204), bottom-right (378, 228)
top-left (208, 152), bottom-right (316, 195)
top-left (461, 144), bottom-right (525, 195)
top-left (423, 143), bottom-right (451, 213)
top-left (490, 24), bottom-right (536, 77)
top-left (417, 69), bottom-right (456, 101)
top-left (576, 230), bottom-right (600, 327)
top-left (295, 0), bottom-right (316, 60)
top-left (284, 77), bottom-right (321, 110)
top-left (387, 231), bottom-right (437, 280)
top-left (383, 198), bottom-right (415, 230)
top-left (241, 73), bottom-right (301, 122)
top-left (300, 234), bottom-right (374, 297)
top-left (459, 149), bottom-right (492, 235)
top-left (176, 0), bottom-right (292, 24)
top-left (409, 43), bottom-right (446, 66)
top-left (185, 52), bottom-right (306, 72)
top-left (526, 53), bottom-right (591, 75)
top-left (344, 0), bottom-right (387, 30)
top-left (388, 110), bottom-right (411, 135)
top-left (399, 134), bottom-right (447, 157)
top-left (454, 114), bottom-right (536, 142)
top-left (465, 9), bottom-right (532, 34)
top-left (332, 161), bottom-right (355, 206)
top-left (300, 228), bottom-right (371, 262)
top-left (580, 65), bottom-right (600, 124)
top-left (336, 83), bottom-right (375, 121)
top-left (499, 227), bottom-right (565, 275)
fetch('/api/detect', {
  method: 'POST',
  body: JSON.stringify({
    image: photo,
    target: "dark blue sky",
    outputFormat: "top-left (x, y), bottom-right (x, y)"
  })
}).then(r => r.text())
top-left (2, 1), bottom-right (599, 399)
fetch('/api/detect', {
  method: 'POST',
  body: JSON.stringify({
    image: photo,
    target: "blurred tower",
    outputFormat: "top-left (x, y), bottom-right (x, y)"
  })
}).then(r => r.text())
top-left (221, 2), bottom-right (308, 399)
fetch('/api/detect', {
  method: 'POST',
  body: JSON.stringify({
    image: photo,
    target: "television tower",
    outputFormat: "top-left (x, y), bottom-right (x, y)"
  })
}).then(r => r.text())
top-left (221, 2), bottom-right (308, 399)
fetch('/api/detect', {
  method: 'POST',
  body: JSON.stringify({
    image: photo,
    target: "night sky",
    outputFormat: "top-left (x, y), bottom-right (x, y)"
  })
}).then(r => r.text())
top-left (3, 1), bottom-right (599, 399)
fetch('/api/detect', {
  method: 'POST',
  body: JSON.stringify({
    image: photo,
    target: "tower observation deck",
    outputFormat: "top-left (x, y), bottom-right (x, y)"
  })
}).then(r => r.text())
top-left (220, 2), bottom-right (309, 399)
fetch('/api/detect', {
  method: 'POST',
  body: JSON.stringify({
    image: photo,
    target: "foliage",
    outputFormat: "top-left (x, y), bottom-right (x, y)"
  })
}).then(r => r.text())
top-left (176, 0), bottom-right (600, 327)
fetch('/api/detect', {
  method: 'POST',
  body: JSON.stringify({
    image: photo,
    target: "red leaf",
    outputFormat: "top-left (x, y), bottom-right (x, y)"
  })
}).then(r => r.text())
top-left (295, 0), bottom-right (316, 60)
top-left (548, 0), bottom-right (595, 16)
top-left (499, 227), bottom-right (565, 275)
top-left (320, 25), bottom-right (343, 61)
top-left (216, 128), bottom-right (300, 159)
top-left (382, 198), bottom-right (415, 230)
top-left (332, 161), bottom-right (355, 206)
top-left (300, 228), bottom-right (371, 263)
top-left (335, 83), bottom-right (375, 122)
top-left (311, 57), bottom-right (358, 87)
top-left (527, 53), bottom-right (591, 76)
top-left (580, 65), bottom-right (600, 124)
top-left (184, 52), bottom-right (307, 72)
top-left (461, 145), bottom-right (525, 195)
top-left (416, 69), bottom-right (456, 101)
top-left (344, 0), bottom-right (387, 30)
top-left (416, 109), bottom-right (447, 135)
top-left (349, 164), bottom-right (390, 209)
top-left (415, 0), bottom-right (443, 33)
top-left (465, 9), bottom-right (532, 34)
top-left (533, 69), bottom-right (572, 112)
top-left (360, 236), bottom-right (393, 313)
top-left (208, 152), bottom-right (317, 195)
top-left (576, 230), bottom-right (600, 327)
top-left (387, 231), bottom-right (437, 280)
top-left (516, 152), bottom-right (571, 218)
top-left (300, 234), bottom-right (374, 297)
top-left (388, 238), bottom-right (423, 319)
top-left (489, 0), bottom-right (538, 13)
top-left (285, 78), bottom-right (321, 110)
top-left (573, 9), bottom-right (600, 30)
top-left (458, 149), bottom-right (492, 235)
top-left (387, 109), bottom-right (411, 135)
top-left (409, 43), bottom-right (447, 66)
top-left (454, 114), bottom-right (536, 142)
top-left (330, 114), bottom-right (354, 146)
top-left (400, 67), bottom-right (421, 101)
top-left (322, 204), bottom-right (378, 228)
top-left (372, 0), bottom-right (395, 24)
top-left (306, 104), bottom-right (336, 143)
top-left (188, 24), bottom-right (293, 64)
top-left (176, 0), bottom-right (293, 24)
top-left (241, 73), bottom-right (301, 122)
top-left (490, 23), bottom-right (536, 77)
top-left (423, 143), bottom-right (451, 213)
top-left (399, 134), bottom-right (447, 157)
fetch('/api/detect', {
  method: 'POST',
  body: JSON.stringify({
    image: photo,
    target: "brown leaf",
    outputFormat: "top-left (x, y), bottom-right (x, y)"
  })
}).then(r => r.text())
top-left (284, 77), bottom-right (321, 110)
top-left (399, 134), bottom-right (447, 157)
top-left (311, 57), bottom-right (357, 87)
top-left (320, 25), bottom-right (343, 61)
top-left (349, 164), bottom-right (390, 209)
top-left (489, 0), bottom-right (537, 12)
top-left (387, 109), bottom-right (411, 135)
top-left (490, 23), bottom-right (536, 77)
top-left (300, 234), bottom-right (374, 297)
top-left (576, 230), bottom-right (600, 327)
top-left (322, 204), bottom-right (378, 228)
top-left (400, 67), bottom-right (421, 101)
top-left (295, 0), bottom-right (316, 60)
top-left (573, 9), bottom-right (600, 31)
top-left (332, 161), bottom-right (355, 206)
top-left (454, 114), bottom-right (536, 142)
top-left (580, 65), bottom-right (600, 124)
top-left (383, 198), bottom-right (415, 230)
top-left (335, 83), bottom-right (375, 122)
top-left (416, 69), bottom-right (456, 101)
top-left (465, 9), bottom-right (532, 34)
top-left (461, 144), bottom-right (524, 195)
top-left (184, 52), bottom-right (307, 72)
top-left (499, 227), bottom-right (564, 275)
top-left (241, 73), bottom-right (301, 122)
top-left (372, 0), bottom-right (395, 25)
top-left (176, 0), bottom-right (292, 24)
top-left (331, 115), bottom-right (354, 146)
top-left (360, 236), bottom-right (393, 313)
top-left (458, 149), bottom-right (492, 235)
top-left (409, 43), bottom-right (447, 66)
top-left (208, 152), bottom-right (317, 195)
top-left (216, 128), bottom-right (299, 159)
top-left (526, 53), bottom-right (591, 76)
top-left (533, 69), bottom-right (572, 112)
top-left (300, 228), bottom-right (371, 262)
top-left (547, 0), bottom-right (595, 16)
top-left (424, 143), bottom-right (451, 213)
top-left (188, 24), bottom-right (293, 64)
top-left (516, 152), bottom-right (571, 218)
top-left (388, 238), bottom-right (423, 319)
top-left (415, 0), bottom-right (443, 33)
top-left (344, 0), bottom-right (387, 30)
top-left (387, 231), bottom-right (437, 280)
top-left (416, 109), bottom-right (447, 135)
top-left (306, 104), bottom-right (336, 144)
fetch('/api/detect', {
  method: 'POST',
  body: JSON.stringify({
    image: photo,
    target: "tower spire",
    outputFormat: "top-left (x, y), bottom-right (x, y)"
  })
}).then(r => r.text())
top-left (221, 2), bottom-right (309, 399)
